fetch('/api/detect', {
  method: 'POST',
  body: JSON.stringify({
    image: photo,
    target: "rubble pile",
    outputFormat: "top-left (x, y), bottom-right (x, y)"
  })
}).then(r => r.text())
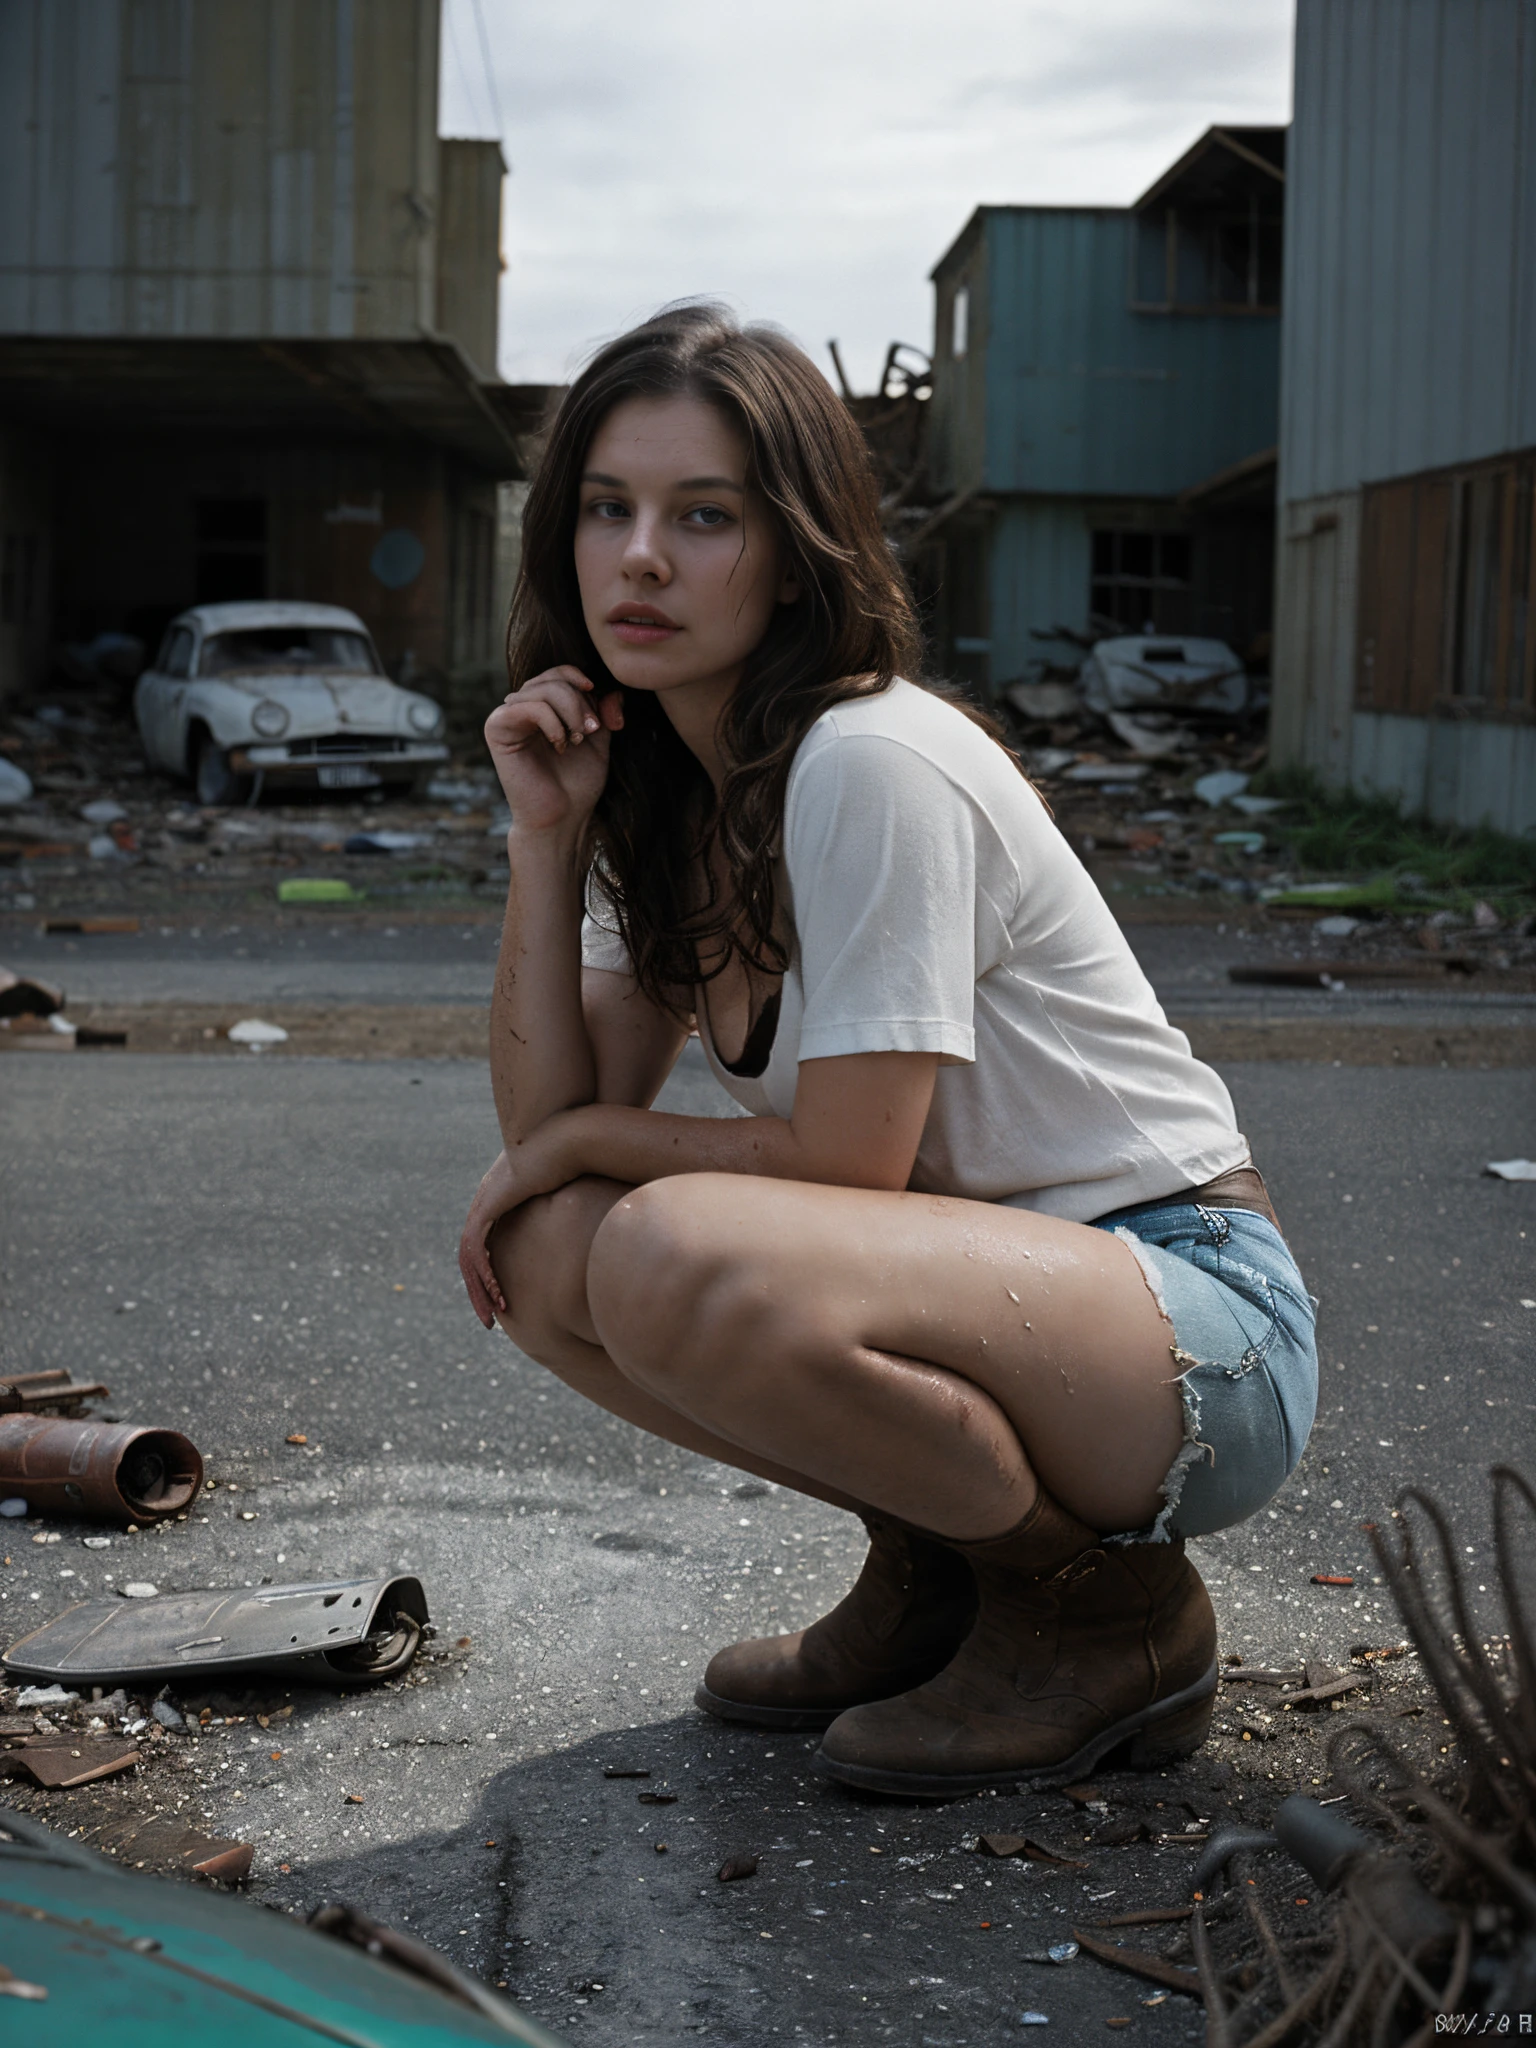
top-left (1001, 660), bottom-right (1536, 971)
top-left (0, 686), bottom-right (506, 917)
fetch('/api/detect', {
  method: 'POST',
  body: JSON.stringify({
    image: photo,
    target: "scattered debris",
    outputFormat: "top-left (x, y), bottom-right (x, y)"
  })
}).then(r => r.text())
top-left (120, 1583), bottom-right (159, 1599)
top-left (344, 831), bottom-right (431, 855)
top-left (975, 1832), bottom-right (1031, 1857)
top-left (1310, 1574), bottom-right (1355, 1588)
top-left (226, 1017), bottom-right (289, 1050)
top-left (41, 917), bottom-right (140, 935)
top-left (13, 1685), bottom-right (78, 1709)
top-left (1089, 1907), bottom-right (1196, 1929)
top-left (1079, 638), bottom-right (1247, 718)
top-left (637, 1791), bottom-right (677, 1806)
top-left (1105, 711), bottom-right (1191, 759)
top-left (0, 1962), bottom-right (47, 2001)
top-left (974, 1832), bottom-right (1089, 1868)
top-left (1019, 2011), bottom-right (1050, 2025)
top-left (1092, 1812), bottom-right (1152, 1847)
top-left (0, 760), bottom-right (34, 807)
top-left (276, 878), bottom-right (367, 905)
top-left (602, 1765), bottom-right (651, 1779)
top-left (3, 1573), bottom-right (430, 1687)
top-left (716, 1854), bottom-right (760, 1882)
top-left (0, 1416), bottom-right (202, 1522)
top-left (1, 1737), bottom-right (138, 1788)
top-left (1193, 769), bottom-right (1251, 808)
top-left (0, 1500), bottom-right (25, 1520)
top-left (0, 1369), bottom-right (111, 1417)
top-left (1071, 1927), bottom-right (1202, 1996)
top-left (93, 1816), bottom-right (253, 1882)
top-left (1022, 1940), bottom-right (1081, 1965)
top-left (1486, 1158), bottom-right (1536, 1181)
top-left (1230, 957), bottom-right (1476, 987)
top-left (0, 969), bottom-right (63, 1019)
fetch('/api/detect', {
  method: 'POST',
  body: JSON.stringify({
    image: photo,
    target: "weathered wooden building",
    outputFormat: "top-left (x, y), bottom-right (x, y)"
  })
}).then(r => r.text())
top-left (1270, 0), bottom-right (1536, 833)
top-left (924, 127), bottom-right (1285, 699)
top-left (0, 0), bottom-right (543, 701)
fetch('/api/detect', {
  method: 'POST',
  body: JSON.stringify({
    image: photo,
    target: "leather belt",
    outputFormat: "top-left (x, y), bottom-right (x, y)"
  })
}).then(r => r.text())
top-left (1134, 1165), bottom-right (1281, 1234)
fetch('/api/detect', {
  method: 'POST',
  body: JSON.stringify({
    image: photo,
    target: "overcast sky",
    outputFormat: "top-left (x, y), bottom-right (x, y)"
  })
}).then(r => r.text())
top-left (439, 0), bottom-right (1294, 392)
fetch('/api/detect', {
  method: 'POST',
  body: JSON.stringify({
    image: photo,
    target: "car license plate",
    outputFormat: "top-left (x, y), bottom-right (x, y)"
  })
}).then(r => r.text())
top-left (317, 765), bottom-right (382, 789)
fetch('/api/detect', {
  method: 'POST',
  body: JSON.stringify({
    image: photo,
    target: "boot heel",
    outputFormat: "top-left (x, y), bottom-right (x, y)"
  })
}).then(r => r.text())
top-left (1125, 1686), bottom-right (1216, 1768)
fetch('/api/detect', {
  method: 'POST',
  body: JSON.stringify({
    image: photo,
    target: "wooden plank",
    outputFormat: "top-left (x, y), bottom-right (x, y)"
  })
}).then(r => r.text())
top-left (1408, 474), bottom-right (1452, 715)
top-left (1493, 466), bottom-right (1518, 710)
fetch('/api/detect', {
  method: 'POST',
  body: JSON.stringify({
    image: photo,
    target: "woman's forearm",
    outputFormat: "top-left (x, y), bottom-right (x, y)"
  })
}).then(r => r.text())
top-left (531, 1098), bottom-right (901, 1197)
top-left (490, 831), bottom-right (596, 1150)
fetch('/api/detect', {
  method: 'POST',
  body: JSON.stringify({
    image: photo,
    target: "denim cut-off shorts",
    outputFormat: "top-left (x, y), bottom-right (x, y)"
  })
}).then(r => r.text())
top-left (1088, 1199), bottom-right (1319, 1544)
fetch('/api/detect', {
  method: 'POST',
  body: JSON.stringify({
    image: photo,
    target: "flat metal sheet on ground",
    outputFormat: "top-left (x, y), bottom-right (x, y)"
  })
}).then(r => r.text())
top-left (2, 1574), bottom-right (428, 1686)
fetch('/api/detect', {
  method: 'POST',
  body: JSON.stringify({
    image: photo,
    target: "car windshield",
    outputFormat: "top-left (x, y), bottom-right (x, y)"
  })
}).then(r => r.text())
top-left (197, 629), bottom-right (379, 677)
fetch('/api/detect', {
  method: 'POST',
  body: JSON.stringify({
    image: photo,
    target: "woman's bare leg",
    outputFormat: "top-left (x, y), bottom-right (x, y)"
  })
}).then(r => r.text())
top-left (585, 1174), bottom-right (1186, 1542)
top-left (489, 1176), bottom-right (865, 1513)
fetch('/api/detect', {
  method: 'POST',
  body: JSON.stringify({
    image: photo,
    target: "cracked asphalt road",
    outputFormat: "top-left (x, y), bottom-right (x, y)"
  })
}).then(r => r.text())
top-left (3, 1023), bottom-right (1533, 2044)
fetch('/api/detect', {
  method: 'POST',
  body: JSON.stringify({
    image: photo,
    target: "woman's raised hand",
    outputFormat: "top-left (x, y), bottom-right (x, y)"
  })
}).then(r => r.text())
top-left (483, 667), bottom-right (624, 838)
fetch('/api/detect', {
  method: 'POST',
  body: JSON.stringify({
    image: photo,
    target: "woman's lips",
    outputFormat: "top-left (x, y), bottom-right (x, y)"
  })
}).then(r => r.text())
top-left (608, 613), bottom-right (681, 646)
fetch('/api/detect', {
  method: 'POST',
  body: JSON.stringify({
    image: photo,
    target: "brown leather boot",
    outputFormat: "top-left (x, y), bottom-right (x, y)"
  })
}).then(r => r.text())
top-left (813, 1490), bottom-right (1218, 1796)
top-left (695, 1515), bottom-right (978, 1731)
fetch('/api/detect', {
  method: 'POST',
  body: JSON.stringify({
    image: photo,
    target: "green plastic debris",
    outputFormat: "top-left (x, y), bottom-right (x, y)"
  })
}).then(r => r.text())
top-left (0, 1805), bottom-right (567, 2045)
top-left (278, 878), bottom-right (368, 906)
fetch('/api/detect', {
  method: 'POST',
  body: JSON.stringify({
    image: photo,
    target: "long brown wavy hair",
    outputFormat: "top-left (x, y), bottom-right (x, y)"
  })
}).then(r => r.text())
top-left (507, 302), bottom-right (988, 1014)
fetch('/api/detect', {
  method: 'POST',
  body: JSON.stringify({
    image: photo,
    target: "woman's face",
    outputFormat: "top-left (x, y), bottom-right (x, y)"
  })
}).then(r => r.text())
top-left (574, 393), bottom-right (798, 707)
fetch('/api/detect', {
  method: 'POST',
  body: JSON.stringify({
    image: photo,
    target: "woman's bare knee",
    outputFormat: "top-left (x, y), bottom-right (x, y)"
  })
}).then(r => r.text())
top-left (588, 1176), bottom-right (784, 1402)
top-left (491, 1175), bottom-right (626, 1362)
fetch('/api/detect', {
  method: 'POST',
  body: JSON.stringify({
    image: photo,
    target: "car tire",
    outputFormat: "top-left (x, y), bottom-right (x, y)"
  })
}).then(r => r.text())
top-left (194, 733), bottom-right (250, 808)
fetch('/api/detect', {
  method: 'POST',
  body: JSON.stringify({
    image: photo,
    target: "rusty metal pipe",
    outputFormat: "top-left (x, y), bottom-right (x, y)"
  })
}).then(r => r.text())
top-left (0, 1416), bottom-right (203, 1524)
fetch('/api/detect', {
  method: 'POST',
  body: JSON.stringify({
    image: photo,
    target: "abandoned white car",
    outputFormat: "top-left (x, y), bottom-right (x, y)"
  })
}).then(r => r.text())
top-left (133, 601), bottom-right (449, 805)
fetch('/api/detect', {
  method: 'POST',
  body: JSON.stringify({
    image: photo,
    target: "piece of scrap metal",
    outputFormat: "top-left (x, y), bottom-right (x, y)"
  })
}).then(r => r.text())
top-left (0, 1416), bottom-right (202, 1522)
top-left (93, 1816), bottom-right (253, 1882)
top-left (0, 970), bottom-right (63, 1019)
top-left (2, 1574), bottom-right (430, 1688)
top-left (0, 1737), bottom-right (138, 1789)
top-left (0, 1370), bottom-right (110, 1418)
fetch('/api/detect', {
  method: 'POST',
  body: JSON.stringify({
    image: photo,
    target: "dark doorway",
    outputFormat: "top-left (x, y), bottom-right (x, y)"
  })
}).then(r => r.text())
top-left (195, 499), bottom-right (267, 603)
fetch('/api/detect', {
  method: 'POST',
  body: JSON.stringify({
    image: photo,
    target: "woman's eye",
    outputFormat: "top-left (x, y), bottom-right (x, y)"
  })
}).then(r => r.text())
top-left (687, 505), bottom-right (730, 528)
top-left (588, 498), bottom-right (628, 520)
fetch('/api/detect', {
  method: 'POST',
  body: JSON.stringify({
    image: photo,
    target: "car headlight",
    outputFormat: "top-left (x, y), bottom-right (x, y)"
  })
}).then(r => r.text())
top-left (407, 697), bottom-right (443, 735)
top-left (251, 700), bottom-right (290, 738)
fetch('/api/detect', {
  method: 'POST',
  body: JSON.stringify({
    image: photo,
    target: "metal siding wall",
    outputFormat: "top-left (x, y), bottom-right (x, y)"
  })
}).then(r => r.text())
top-left (0, 0), bottom-right (440, 341)
top-left (1351, 709), bottom-right (1536, 830)
top-left (1281, 0), bottom-right (1536, 502)
top-left (986, 499), bottom-right (1093, 684)
top-left (981, 209), bottom-right (1280, 498)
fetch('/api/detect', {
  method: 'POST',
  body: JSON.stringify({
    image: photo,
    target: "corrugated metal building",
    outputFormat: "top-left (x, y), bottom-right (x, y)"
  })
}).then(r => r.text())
top-left (925, 128), bottom-right (1285, 697)
top-left (1270, 0), bottom-right (1536, 832)
top-left (0, 0), bottom-right (543, 701)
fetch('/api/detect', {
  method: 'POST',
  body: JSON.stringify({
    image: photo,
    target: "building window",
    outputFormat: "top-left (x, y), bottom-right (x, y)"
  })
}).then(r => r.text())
top-left (1134, 203), bottom-right (1281, 312)
top-left (0, 534), bottom-right (39, 626)
top-left (951, 285), bottom-right (969, 360)
top-left (1357, 450), bottom-right (1536, 719)
top-left (1091, 530), bottom-right (1194, 633)
top-left (195, 499), bottom-right (267, 604)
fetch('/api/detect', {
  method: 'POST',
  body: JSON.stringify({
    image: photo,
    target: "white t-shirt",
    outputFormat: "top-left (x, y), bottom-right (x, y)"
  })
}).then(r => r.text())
top-left (582, 677), bottom-right (1249, 1223)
